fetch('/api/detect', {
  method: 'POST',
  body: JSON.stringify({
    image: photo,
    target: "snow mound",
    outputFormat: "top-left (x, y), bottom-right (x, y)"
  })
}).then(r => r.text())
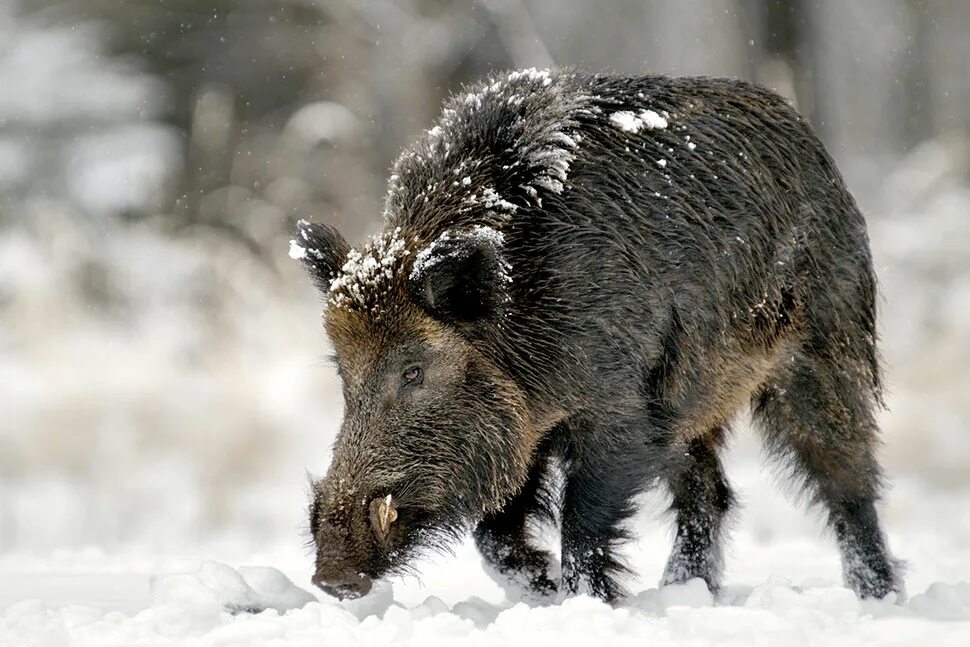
top-left (151, 561), bottom-right (316, 619)
top-left (907, 581), bottom-right (970, 620)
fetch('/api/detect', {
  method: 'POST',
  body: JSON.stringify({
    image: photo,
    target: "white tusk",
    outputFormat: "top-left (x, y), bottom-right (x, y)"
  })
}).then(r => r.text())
top-left (377, 494), bottom-right (398, 535)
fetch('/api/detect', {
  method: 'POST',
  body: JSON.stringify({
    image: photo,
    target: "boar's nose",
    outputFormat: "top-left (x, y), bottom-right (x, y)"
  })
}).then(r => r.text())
top-left (312, 568), bottom-right (373, 600)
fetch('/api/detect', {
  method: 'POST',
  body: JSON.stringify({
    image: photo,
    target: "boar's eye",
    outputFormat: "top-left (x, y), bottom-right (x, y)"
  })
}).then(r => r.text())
top-left (400, 365), bottom-right (424, 389)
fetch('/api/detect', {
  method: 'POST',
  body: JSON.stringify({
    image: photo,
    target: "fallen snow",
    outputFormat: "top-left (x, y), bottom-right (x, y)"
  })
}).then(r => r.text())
top-left (3, 446), bottom-right (970, 646)
top-left (391, 68), bottom-right (582, 212)
top-left (156, 561), bottom-right (316, 616)
top-left (3, 555), bottom-right (970, 646)
top-left (506, 67), bottom-right (554, 86)
top-left (609, 109), bottom-right (668, 133)
top-left (410, 225), bottom-right (508, 283)
top-left (287, 239), bottom-right (307, 260)
top-left (480, 187), bottom-right (518, 214)
top-left (329, 227), bottom-right (410, 309)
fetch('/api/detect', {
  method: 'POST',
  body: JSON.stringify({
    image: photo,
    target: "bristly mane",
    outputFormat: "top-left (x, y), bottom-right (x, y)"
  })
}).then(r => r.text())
top-left (317, 67), bottom-right (595, 313)
top-left (385, 68), bottom-right (594, 238)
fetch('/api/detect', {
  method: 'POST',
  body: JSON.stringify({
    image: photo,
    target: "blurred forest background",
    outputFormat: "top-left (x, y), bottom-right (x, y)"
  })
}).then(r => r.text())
top-left (1, 0), bottom-right (968, 556)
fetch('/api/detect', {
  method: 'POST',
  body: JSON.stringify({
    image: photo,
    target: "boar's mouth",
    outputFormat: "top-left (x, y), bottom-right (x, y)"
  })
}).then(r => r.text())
top-left (311, 505), bottom-right (468, 599)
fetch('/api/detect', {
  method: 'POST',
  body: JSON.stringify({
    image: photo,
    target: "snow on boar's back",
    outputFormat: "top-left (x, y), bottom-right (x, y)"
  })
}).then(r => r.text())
top-left (293, 69), bottom-right (902, 603)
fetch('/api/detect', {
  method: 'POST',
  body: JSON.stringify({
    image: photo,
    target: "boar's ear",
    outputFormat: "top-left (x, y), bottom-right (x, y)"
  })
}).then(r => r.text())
top-left (409, 227), bottom-right (509, 324)
top-left (290, 220), bottom-right (351, 292)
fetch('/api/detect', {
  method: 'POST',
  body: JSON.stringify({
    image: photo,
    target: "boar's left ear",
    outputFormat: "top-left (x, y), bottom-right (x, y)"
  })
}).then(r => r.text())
top-left (409, 226), bottom-right (510, 324)
top-left (290, 220), bottom-right (351, 292)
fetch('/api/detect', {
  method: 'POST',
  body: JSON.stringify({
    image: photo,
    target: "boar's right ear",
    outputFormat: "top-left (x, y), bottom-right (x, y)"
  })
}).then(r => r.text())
top-left (290, 220), bottom-right (350, 292)
top-left (409, 227), bottom-right (509, 325)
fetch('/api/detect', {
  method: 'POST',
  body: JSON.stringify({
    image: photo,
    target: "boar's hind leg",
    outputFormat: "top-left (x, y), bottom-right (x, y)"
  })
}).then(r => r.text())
top-left (660, 426), bottom-right (734, 593)
top-left (473, 455), bottom-right (559, 603)
top-left (753, 351), bottom-right (903, 600)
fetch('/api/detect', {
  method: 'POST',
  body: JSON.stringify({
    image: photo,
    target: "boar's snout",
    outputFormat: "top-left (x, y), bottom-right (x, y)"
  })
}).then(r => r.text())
top-left (309, 490), bottom-right (401, 600)
top-left (312, 566), bottom-right (373, 600)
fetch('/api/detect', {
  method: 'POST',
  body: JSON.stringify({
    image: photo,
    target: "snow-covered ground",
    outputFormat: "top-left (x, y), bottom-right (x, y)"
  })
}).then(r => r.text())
top-left (2, 448), bottom-right (970, 646)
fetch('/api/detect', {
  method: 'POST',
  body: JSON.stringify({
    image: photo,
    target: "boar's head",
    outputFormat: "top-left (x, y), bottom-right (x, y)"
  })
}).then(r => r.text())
top-left (292, 220), bottom-right (539, 599)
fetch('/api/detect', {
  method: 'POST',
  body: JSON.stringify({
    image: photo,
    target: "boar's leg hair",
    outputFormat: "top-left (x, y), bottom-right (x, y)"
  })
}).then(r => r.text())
top-left (660, 426), bottom-right (735, 592)
top-left (473, 448), bottom-right (560, 602)
top-left (753, 345), bottom-right (904, 600)
top-left (557, 411), bottom-right (677, 603)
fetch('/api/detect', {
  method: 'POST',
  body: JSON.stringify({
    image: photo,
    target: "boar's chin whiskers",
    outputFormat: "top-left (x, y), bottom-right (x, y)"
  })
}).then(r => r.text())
top-left (301, 532), bottom-right (317, 557)
top-left (386, 559), bottom-right (423, 580)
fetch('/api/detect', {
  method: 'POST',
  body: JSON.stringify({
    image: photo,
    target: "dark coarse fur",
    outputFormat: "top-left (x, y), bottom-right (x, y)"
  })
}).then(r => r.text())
top-left (295, 68), bottom-right (902, 603)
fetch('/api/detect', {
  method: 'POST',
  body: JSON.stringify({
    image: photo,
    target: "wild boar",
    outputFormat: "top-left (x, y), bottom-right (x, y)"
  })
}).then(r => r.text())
top-left (292, 68), bottom-right (901, 603)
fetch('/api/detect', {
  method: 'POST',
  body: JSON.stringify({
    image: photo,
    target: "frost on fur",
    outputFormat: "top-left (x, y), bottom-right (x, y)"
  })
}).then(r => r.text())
top-left (328, 228), bottom-right (410, 311)
top-left (384, 68), bottom-right (588, 225)
top-left (288, 239), bottom-right (307, 260)
top-left (609, 109), bottom-right (669, 133)
top-left (410, 225), bottom-right (510, 286)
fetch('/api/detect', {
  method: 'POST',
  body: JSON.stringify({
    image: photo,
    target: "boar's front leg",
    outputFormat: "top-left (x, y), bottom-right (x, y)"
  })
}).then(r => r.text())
top-left (473, 453), bottom-right (560, 603)
top-left (558, 415), bottom-right (669, 604)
